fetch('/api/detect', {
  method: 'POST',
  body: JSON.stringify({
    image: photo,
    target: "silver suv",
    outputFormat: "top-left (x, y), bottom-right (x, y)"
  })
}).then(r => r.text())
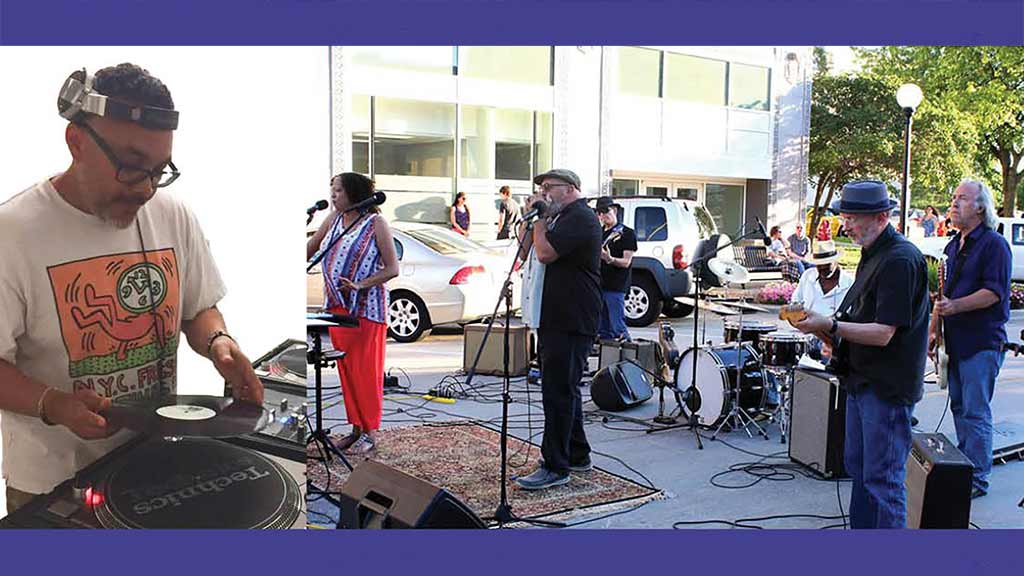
top-left (608, 197), bottom-right (723, 327)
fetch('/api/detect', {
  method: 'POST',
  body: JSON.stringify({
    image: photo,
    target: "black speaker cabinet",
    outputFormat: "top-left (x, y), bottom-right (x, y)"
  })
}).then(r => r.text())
top-left (789, 368), bottom-right (847, 478)
top-left (338, 460), bottom-right (486, 529)
top-left (906, 432), bottom-right (973, 529)
top-left (598, 339), bottom-right (659, 375)
top-left (591, 361), bottom-right (653, 412)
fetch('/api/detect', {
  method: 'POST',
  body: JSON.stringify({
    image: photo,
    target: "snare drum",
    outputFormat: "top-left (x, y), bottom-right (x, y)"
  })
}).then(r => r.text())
top-left (759, 331), bottom-right (813, 369)
top-left (674, 343), bottom-right (768, 428)
top-left (723, 320), bottom-right (778, 348)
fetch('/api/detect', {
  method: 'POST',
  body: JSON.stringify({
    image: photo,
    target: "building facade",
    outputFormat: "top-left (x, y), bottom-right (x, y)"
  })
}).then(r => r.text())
top-left (331, 46), bottom-right (812, 241)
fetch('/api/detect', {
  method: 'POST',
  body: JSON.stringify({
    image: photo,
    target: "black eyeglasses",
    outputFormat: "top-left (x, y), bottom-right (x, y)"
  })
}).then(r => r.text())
top-left (78, 122), bottom-right (180, 188)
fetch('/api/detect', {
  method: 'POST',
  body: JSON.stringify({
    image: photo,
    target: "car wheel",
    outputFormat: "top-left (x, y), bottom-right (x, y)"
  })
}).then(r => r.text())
top-left (387, 291), bottom-right (431, 343)
top-left (625, 275), bottom-right (664, 327)
top-left (663, 300), bottom-right (694, 318)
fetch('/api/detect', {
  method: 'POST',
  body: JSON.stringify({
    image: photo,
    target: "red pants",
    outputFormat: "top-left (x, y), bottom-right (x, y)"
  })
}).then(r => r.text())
top-left (327, 307), bottom-right (386, 431)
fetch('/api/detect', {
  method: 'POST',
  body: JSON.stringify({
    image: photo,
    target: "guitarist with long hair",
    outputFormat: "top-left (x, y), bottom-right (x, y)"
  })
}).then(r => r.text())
top-left (931, 179), bottom-right (1012, 500)
top-left (594, 197), bottom-right (637, 342)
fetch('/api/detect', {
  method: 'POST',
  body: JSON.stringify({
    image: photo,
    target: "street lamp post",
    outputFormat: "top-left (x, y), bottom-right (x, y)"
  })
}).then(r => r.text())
top-left (896, 83), bottom-right (923, 234)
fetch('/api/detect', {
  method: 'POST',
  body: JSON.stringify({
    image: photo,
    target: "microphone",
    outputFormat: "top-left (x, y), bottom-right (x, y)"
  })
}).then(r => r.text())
top-left (755, 217), bottom-right (771, 246)
top-left (522, 200), bottom-right (548, 221)
top-left (306, 199), bottom-right (328, 216)
top-left (343, 191), bottom-right (387, 213)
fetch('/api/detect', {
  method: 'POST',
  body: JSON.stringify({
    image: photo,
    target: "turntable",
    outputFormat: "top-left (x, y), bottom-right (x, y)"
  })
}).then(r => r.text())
top-left (0, 340), bottom-right (308, 529)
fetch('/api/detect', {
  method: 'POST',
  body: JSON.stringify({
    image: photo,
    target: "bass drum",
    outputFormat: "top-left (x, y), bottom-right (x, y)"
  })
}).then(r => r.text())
top-left (673, 343), bottom-right (768, 428)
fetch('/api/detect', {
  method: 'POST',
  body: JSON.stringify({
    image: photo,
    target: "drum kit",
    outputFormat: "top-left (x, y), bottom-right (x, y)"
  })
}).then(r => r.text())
top-left (663, 258), bottom-right (813, 443)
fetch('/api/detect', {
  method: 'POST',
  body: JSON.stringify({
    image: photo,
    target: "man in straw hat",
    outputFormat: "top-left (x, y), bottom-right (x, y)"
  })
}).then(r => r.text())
top-left (793, 179), bottom-right (929, 528)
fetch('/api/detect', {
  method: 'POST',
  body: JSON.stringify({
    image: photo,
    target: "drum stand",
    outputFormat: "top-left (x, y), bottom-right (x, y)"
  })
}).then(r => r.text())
top-left (710, 293), bottom-right (769, 441)
top-left (764, 365), bottom-right (795, 444)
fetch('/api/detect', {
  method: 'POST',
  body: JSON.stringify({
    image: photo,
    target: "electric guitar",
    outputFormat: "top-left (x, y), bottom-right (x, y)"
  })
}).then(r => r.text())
top-left (934, 255), bottom-right (949, 390)
top-left (603, 224), bottom-right (624, 249)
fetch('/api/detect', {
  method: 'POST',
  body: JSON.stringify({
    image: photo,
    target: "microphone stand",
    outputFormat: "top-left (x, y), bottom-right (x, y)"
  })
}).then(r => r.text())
top-left (646, 226), bottom-right (767, 449)
top-left (463, 215), bottom-right (563, 528)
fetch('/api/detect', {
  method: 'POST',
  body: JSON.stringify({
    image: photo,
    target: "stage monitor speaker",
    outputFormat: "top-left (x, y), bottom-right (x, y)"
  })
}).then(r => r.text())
top-left (591, 361), bottom-right (653, 412)
top-left (789, 368), bottom-right (847, 478)
top-left (463, 322), bottom-right (532, 376)
top-left (598, 339), bottom-right (659, 376)
top-left (338, 460), bottom-right (486, 529)
top-left (906, 432), bottom-right (973, 529)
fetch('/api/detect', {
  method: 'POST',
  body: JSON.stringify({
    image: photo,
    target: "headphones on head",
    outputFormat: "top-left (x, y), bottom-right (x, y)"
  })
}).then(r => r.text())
top-left (57, 68), bottom-right (179, 130)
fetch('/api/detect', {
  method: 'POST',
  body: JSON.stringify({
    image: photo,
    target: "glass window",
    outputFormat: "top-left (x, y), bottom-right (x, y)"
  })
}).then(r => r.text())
top-left (374, 98), bottom-right (455, 178)
top-left (676, 186), bottom-right (699, 201)
top-left (729, 63), bottom-right (771, 111)
top-left (646, 185), bottom-right (669, 197)
top-left (352, 95), bottom-right (370, 175)
top-left (705, 183), bottom-right (745, 237)
top-left (404, 226), bottom-right (488, 255)
top-left (461, 106), bottom-right (536, 181)
top-left (617, 47), bottom-right (660, 97)
top-left (534, 112), bottom-right (553, 176)
top-left (1012, 224), bottom-right (1024, 246)
top-left (635, 207), bottom-right (668, 242)
top-left (350, 46), bottom-right (454, 75)
top-left (664, 53), bottom-right (726, 106)
top-left (459, 47), bottom-right (551, 85)
top-left (612, 179), bottom-right (639, 196)
top-left (394, 239), bottom-right (404, 261)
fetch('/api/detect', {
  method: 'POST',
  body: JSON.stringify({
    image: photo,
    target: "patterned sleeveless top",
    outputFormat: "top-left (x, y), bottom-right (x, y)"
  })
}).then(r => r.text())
top-left (454, 206), bottom-right (470, 230)
top-left (321, 213), bottom-right (389, 324)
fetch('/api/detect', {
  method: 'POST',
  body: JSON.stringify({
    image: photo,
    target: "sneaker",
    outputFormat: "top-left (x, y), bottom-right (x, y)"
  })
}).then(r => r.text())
top-left (343, 433), bottom-right (376, 456)
top-left (971, 487), bottom-right (987, 499)
top-left (538, 458), bottom-right (593, 473)
top-left (514, 467), bottom-right (570, 490)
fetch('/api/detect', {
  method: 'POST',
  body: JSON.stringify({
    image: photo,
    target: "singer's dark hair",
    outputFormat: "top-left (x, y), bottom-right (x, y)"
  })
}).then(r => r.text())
top-left (334, 172), bottom-right (379, 214)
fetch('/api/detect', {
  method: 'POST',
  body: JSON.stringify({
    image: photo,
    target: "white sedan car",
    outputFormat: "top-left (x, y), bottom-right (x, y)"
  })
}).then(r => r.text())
top-left (308, 221), bottom-right (521, 342)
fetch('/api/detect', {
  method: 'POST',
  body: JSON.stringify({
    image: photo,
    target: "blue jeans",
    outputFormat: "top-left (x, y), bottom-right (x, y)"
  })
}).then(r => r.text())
top-left (947, 349), bottom-right (1003, 493)
top-left (844, 386), bottom-right (914, 529)
top-left (598, 290), bottom-right (630, 341)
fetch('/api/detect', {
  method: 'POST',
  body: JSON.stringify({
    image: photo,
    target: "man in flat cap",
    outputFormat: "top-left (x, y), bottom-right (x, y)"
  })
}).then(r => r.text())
top-left (794, 179), bottom-right (929, 528)
top-left (515, 169), bottom-right (601, 490)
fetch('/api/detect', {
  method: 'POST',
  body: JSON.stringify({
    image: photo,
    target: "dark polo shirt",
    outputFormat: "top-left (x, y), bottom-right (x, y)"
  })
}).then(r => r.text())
top-left (835, 225), bottom-right (929, 405)
top-left (942, 224), bottom-right (1011, 360)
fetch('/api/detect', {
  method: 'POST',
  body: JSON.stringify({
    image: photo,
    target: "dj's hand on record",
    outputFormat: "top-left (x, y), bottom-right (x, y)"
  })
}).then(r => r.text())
top-left (48, 389), bottom-right (118, 440)
top-left (210, 338), bottom-right (265, 405)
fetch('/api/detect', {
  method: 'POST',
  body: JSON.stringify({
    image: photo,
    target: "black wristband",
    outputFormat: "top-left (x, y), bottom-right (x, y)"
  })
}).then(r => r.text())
top-left (206, 330), bottom-right (236, 357)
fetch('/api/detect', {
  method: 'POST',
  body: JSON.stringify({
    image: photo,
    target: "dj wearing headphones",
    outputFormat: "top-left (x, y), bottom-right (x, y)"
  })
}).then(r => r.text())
top-left (0, 63), bottom-right (264, 514)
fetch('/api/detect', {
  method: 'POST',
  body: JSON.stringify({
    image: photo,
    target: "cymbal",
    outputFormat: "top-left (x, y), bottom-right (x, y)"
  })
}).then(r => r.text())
top-left (707, 258), bottom-right (750, 285)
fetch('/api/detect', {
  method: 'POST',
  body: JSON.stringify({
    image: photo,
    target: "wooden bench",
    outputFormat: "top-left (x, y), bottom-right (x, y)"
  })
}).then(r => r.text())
top-left (732, 243), bottom-right (801, 283)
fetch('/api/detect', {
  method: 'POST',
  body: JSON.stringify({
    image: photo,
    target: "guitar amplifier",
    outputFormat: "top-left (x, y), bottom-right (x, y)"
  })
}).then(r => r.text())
top-left (598, 339), bottom-right (659, 377)
top-left (463, 322), bottom-right (532, 376)
top-left (905, 432), bottom-right (973, 529)
top-left (789, 368), bottom-right (847, 478)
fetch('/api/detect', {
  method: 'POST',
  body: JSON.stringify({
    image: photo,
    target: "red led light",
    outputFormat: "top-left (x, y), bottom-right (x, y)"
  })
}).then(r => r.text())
top-left (84, 487), bottom-right (104, 506)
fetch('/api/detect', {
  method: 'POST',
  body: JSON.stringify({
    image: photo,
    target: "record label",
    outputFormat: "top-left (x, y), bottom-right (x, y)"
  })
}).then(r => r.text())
top-left (156, 405), bottom-right (217, 421)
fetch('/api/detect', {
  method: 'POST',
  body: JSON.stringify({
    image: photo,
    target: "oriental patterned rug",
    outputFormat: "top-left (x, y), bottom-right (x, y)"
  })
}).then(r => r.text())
top-left (307, 422), bottom-right (662, 524)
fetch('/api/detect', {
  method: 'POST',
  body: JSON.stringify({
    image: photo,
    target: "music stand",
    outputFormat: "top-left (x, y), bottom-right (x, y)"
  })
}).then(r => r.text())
top-left (306, 313), bottom-right (358, 502)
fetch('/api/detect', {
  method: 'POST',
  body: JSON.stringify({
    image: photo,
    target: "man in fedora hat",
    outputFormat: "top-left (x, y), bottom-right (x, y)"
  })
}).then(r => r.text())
top-left (793, 179), bottom-right (929, 528)
top-left (594, 196), bottom-right (636, 342)
top-left (515, 169), bottom-right (601, 490)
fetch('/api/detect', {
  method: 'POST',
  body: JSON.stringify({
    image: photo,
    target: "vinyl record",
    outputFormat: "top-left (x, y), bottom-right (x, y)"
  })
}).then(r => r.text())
top-left (104, 395), bottom-right (269, 438)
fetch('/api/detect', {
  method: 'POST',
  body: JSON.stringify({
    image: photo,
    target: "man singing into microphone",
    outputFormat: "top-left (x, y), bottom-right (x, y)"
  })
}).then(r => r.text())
top-left (0, 63), bottom-right (264, 514)
top-left (515, 169), bottom-right (602, 490)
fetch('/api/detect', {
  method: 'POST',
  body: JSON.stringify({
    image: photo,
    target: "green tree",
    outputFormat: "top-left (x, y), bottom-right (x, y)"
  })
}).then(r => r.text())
top-left (858, 46), bottom-right (1024, 214)
top-left (808, 73), bottom-right (904, 236)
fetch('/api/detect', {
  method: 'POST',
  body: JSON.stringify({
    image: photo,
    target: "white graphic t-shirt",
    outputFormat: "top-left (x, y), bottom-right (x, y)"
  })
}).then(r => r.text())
top-left (0, 177), bottom-right (226, 494)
